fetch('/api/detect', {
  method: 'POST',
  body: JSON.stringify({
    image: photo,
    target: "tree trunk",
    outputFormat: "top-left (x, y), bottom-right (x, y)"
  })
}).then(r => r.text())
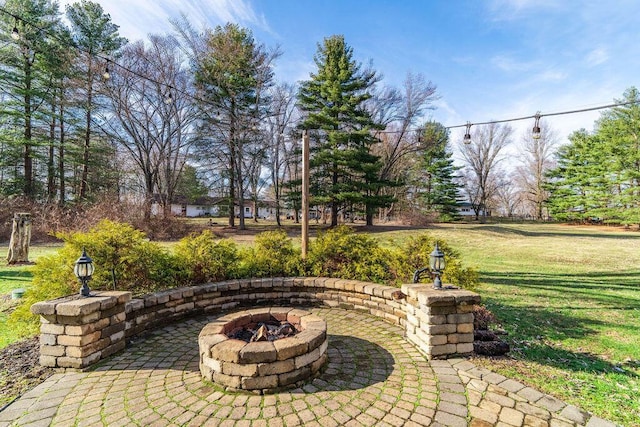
top-left (331, 165), bottom-right (338, 227)
top-left (80, 73), bottom-right (93, 200)
top-left (7, 213), bottom-right (32, 264)
top-left (238, 194), bottom-right (246, 230)
top-left (366, 211), bottom-right (374, 226)
top-left (47, 103), bottom-right (56, 201)
top-left (24, 59), bottom-right (33, 198)
top-left (253, 198), bottom-right (259, 222)
top-left (228, 125), bottom-right (236, 228)
top-left (58, 102), bottom-right (66, 205)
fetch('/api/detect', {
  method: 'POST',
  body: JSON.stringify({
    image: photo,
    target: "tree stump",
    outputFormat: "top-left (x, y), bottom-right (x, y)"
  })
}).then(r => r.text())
top-left (7, 213), bottom-right (32, 264)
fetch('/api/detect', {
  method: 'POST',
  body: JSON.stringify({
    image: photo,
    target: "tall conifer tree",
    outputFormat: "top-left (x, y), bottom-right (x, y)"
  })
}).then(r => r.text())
top-left (298, 35), bottom-right (386, 226)
top-left (66, 0), bottom-right (126, 200)
top-left (0, 0), bottom-right (61, 198)
top-left (194, 23), bottom-right (276, 229)
top-left (415, 121), bottom-right (461, 220)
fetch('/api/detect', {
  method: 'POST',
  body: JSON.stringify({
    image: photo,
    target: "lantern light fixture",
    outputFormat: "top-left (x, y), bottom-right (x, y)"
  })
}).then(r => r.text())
top-left (74, 248), bottom-right (94, 297)
top-left (429, 242), bottom-right (445, 289)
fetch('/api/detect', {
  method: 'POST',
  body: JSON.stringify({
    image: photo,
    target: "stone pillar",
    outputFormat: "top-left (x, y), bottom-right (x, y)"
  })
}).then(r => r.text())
top-left (401, 284), bottom-right (480, 359)
top-left (31, 291), bottom-right (131, 369)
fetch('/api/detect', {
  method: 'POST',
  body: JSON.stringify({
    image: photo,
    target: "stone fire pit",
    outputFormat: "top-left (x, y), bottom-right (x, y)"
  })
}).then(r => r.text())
top-left (199, 307), bottom-right (327, 392)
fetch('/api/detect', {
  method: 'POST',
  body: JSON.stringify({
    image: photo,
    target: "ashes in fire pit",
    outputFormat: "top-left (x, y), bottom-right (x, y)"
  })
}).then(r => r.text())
top-left (199, 307), bottom-right (328, 392)
top-left (228, 321), bottom-right (298, 342)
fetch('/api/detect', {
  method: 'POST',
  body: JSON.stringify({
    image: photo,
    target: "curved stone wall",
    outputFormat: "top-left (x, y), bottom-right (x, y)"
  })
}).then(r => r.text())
top-left (32, 277), bottom-right (480, 369)
top-left (125, 277), bottom-right (406, 340)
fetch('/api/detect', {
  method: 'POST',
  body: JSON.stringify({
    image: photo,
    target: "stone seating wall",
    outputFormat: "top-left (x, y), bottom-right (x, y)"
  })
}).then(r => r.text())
top-left (31, 277), bottom-right (480, 369)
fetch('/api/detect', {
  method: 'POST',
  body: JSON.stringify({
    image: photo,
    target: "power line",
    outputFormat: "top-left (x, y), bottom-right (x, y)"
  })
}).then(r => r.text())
top-left (2, 5), bottom-right (638, 136)
top-left (445, 100), bottom-right (639, 130)
top-left (0, 4), bottom-right (205, 106)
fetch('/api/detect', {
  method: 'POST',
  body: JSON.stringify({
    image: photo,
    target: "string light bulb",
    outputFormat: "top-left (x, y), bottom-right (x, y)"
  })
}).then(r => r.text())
top-left (11, 21), bottom-right (19, 40)
top-left (102, 61), bottom-right (110, 80)
top-left (463, 122), bottom-right (472, 144)
top-left (532, 112), bottom-right (542, 140)
top-left (2, 3), bottom-right (637, 137)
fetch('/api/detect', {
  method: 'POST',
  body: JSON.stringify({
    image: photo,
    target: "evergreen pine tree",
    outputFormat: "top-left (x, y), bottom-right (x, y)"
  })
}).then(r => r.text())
top-left (596, 87), bottom-right (640, 225)
top-left (545, 130), bottom-right (612, 222)
top-left (0, 0), bottom-right (62, 198)
top-left (298, 35), bottom-right (386, 226)
top-left (415, 121), bottom-right (461, 220)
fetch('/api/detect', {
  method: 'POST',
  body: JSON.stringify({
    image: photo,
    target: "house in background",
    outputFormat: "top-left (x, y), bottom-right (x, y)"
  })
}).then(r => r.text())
top-left (152, 196), bottom-right (286, 219)
top-left (254, 200), bottom-right (278, 219)
top-left (456, 202), bottom-right (491, 218)
top-left (152, 195), bottom-right (225, 217)
top-left (235, 200), bottom-right (279, 219)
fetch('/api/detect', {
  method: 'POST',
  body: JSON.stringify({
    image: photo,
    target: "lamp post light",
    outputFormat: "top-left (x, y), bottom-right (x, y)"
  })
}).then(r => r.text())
top-left (74, 248), bottom-right (94, 297)
top-left (429, 242), bottom-right (445, 289)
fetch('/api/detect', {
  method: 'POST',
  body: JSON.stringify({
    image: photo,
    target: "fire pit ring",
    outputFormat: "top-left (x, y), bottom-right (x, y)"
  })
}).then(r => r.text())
top-left (199, 307), bottom-right (328, 392)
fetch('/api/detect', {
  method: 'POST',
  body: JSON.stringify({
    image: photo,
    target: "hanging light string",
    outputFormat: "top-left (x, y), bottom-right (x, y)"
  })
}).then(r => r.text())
top-left (374, 99), bottom-right (640, 137)
top-left (0, 5), bottom-right (193, 106)
top-left (3, 6), bottom-right (639, 137)
top-left (446, 100), bottom-right (640, 129)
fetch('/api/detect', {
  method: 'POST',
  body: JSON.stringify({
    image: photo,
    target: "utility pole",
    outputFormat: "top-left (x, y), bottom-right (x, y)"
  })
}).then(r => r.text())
top-left (301, 130), bottom-right (310, 259)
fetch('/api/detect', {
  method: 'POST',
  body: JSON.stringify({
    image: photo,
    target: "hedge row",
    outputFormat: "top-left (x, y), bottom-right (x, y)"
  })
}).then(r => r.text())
top-left (9, 220), bottom-right (478, 333)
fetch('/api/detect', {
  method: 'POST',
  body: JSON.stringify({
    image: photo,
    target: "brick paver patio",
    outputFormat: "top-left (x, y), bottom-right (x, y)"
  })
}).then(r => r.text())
top-left (0, 308), bottom-right (617, 426)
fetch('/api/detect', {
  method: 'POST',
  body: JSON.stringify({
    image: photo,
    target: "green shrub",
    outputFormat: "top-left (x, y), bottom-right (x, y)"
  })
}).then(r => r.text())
top-left (8, 220), bottom-right (182, 332)
top-left (174, 230), bottom-right (239, 283)
top-left (305, 226), bottom-right (402, 284)
top-left (240, 229), bottom-right (301, 277)
top-left (398, 234), bottom-right (479, 290)
top-left (53, 220), bottom-right (182, 294)
top-left (8, 250), bottom-right (81, 334)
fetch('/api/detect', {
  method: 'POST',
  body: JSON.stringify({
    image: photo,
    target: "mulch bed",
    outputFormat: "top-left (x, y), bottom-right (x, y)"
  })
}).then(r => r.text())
top-left (0, 336), bottom-right (54, 410)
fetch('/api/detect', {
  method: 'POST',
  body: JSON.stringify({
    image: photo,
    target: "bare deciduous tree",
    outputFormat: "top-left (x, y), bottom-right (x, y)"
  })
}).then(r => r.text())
top-left (371, 73), bottom-right (439, 181)
top-left (368, 73), bottom-right (439, 221)
top-left (494, 172), bottom-right (523, 217)
top-left (102, 35), bottom-right (198, 219)
top-left (515, 121), bottom-right (558, 220)
top-left (264, 83), bottom-right (299, 225)
top-left (459, 122), bottom-right (513, 220)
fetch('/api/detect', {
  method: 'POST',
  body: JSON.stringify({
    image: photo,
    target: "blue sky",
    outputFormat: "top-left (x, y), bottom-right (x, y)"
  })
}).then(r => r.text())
top-left (59, 0), bottom-right (640, 146)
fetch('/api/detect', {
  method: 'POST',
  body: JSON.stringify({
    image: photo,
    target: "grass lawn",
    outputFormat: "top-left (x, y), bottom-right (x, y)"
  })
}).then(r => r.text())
top-left (374, 222), bottom-right (640, 426)
top-left (1, 222), bottom-right (638, 424)
top-left (0, 245), bottom-right (62, 348)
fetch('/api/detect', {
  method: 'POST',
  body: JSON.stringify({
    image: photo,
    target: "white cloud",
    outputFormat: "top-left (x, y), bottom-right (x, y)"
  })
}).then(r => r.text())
top-left (58, 0), bottom-right (272, 42)
top-left (586, 47), bottom-right (609, 67)
top-left (486, 0), bottom-right (563, 21)
top-left (491, 55), bottom-right (536, 73)
top-left (274, 58), bottom-right (315, 85)
top-left (536, 70), bottom-right (567, 82)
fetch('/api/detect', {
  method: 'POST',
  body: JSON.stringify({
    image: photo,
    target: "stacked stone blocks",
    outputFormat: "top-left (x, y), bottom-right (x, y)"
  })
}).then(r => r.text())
top-left (198, 307), bottom-right (327, 391)
top-left (32, 277), bottom-right (480, 369)
top-left (401, 284), bottom-right (480, 359)
top-left (124, 278), bottom-right (408, 340)
top-left (31, 291), bottom-right (131, 369)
